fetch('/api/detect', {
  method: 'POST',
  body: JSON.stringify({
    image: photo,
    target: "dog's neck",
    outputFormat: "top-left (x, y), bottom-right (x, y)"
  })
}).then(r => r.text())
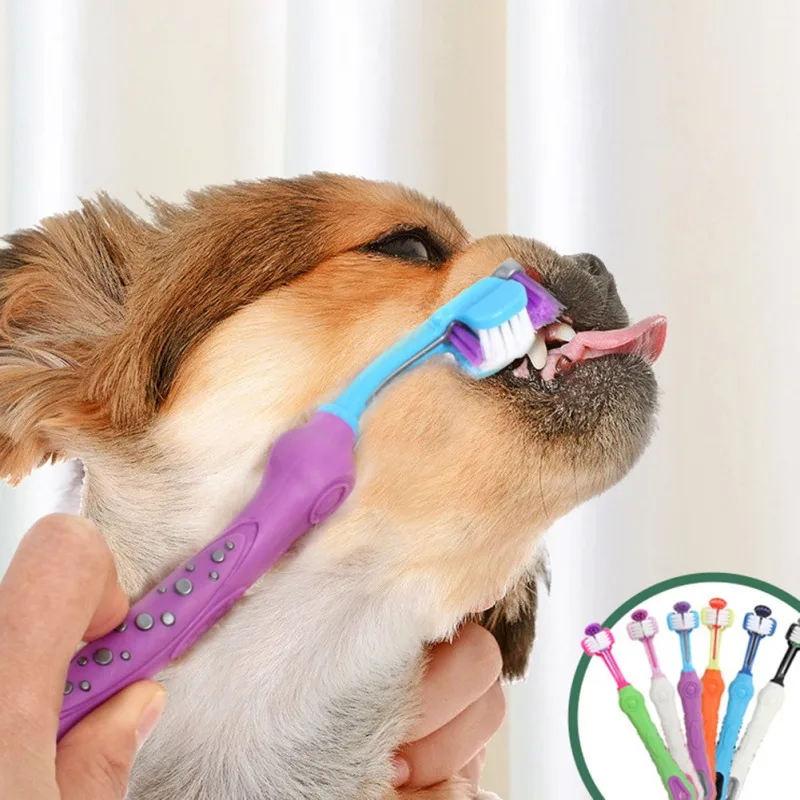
top-left (77, 452), bottom-right (440, 798)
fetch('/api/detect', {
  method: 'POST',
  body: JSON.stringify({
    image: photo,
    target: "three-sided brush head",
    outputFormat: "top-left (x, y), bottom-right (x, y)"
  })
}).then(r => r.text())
top-left (701, 597), bottom-right (734, 630)
top-left (786, 619), bottom-right (800, 648)
top-left (582, 623), bottom-right (614, 656)
top-left (667, 601), bottom-right (700, 633)
top-left (627, 609), bottom-right (659, 641)
top-left (743, 605), bottom-right (778, 638)
top-left (448, 260), bottom-right (563, 371)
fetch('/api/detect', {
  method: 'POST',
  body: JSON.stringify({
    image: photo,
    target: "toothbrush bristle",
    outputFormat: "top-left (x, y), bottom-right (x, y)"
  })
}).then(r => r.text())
top-left (786, 621), bottom-right (800, 647)
top-left (509, 269), bottom-right (564, 328)
top-left (627, 615), bottom-right (658, 641)
top-left (581, 625), bottom-right (614, 656)
top-left (702, 604), bottom-right (734, 629)
top-left (667, 602), bottom-right (699, 632)
top-left (744, 609), bottom-right (777, 637)
top-left (631, 609), bottom-right (648, 622)
top-left (474, 309), bottom-right (535, 372)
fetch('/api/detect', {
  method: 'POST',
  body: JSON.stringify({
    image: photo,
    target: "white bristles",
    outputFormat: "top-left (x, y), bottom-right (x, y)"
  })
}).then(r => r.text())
top-left (627, 617), bottom-right (658, 641)
top-left (702, 608), bottom-right (734, 629)
top-left (744, 613), bottom-right (777, 637)
top-left (667, 610), bottom-right (700, 632)
top-left (477, 310), bottom-right (535, 372)
top-left (581, 628), bottom-right (614, 656)
top-left (788, 623), bottom-right (800, 646)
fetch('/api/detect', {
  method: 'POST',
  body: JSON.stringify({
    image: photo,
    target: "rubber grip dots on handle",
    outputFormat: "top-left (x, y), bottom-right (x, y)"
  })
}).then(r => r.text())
top-left (59, 521), bottom-right (258, 738)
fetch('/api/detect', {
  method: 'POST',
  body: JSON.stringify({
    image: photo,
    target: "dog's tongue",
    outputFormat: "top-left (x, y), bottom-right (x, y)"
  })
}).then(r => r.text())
top-left (540, 315), bottom-right (667, 381)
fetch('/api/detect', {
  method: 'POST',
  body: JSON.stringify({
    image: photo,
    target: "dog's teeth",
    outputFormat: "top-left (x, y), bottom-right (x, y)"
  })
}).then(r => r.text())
top-left (528, 332), bottom-right (548, 370)
top-left (512, 357), bottom-right (531, 380)
top-left (547, 322), bottom-right (576, 343)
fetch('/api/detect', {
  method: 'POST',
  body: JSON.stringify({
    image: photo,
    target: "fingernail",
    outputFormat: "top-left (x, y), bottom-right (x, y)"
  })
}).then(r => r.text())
top-left (136, 689), bottom-right (167, 751)
top-left (391, 757), bottom-right (410, 787)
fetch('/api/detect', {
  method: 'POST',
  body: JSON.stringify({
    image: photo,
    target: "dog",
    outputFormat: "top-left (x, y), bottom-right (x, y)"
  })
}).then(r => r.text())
top-left (0, 173), bottom-right (663, 799)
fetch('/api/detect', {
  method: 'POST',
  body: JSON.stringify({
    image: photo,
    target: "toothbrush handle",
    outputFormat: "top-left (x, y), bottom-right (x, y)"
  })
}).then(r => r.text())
top-left (727, 682), bottom-right (785, 799)
top-left (678, 670), bottom-right (713, 799)
top-left (618, 685), bottom-right (698, 800)
top-left (650, 676), bottom-right (702, 795)
top-left (701, 668), bottom-right (725, 782)
top-left (715, 672), bottom-right (754, 800)
top-left (58, 411), bottom-right (356, 740)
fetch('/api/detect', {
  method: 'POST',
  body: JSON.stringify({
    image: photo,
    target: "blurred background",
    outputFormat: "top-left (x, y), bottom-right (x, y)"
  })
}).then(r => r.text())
top-left (1, 1), bottom-right (799, 797)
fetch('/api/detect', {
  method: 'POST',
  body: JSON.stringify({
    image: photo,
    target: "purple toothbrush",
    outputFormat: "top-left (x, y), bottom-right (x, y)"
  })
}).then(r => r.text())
top-left (667, 602), bottom-right (713, 800)
top-left (58, 262), bottom-right (562, 739)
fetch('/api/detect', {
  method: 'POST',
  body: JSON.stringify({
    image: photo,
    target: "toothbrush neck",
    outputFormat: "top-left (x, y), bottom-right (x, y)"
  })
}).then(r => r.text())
top-left (743, 633), bottom-right (763, 672)
top-left (679, 631), bottom-right (692, 671)
top-left (773, 645), bottom-right (799, 685)
top-left (643, 638), bottom-right (665, 678)
top-left (601, 652), bottom-right (628, 690)
top-left (708, 626), bottom-right (722, 669)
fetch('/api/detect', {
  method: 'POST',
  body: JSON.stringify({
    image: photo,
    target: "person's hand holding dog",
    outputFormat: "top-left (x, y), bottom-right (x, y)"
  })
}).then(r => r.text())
top-left (0, 514), bottom-right (505, 798)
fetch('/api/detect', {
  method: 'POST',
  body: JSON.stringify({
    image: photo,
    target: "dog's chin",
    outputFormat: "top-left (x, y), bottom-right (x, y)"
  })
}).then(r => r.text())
top-left (482, 352), bottom-right (660, 485)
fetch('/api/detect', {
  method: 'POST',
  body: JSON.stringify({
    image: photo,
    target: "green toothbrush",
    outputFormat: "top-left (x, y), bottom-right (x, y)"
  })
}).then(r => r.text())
top-left (582, 623), bottom-right (697, 799)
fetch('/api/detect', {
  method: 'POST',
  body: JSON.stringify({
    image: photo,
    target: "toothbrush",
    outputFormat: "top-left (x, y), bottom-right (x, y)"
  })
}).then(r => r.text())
top-left (581, 624), bottom-right (697, 800)
top-left (57, 260), bottom-right (562, 740)
top-left (701, 598), bottom-right (734, 784)
top-left (726, 617), bottom-right (799, 799)
top-left (714, 605), bottom-right (777, 800)
top-left (667, 602), bottom-right (714, 800)
top-left (627, 610), bottom-right (702, 798)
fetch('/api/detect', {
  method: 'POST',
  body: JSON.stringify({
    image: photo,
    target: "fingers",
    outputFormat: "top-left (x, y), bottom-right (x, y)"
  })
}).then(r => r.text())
top-left (409, 623), bottom-right (503, 741)
top-left (397, 680), bottom-right (505, 789)
top-left (458, 746), bottom-right (487, 791)
top-left (56, 681), bottom-right (166, 800)
top-left (0, 514), bottom-right (128, 746)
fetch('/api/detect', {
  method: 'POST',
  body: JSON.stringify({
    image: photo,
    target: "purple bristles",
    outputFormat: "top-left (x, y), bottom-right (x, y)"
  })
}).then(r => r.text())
top-left (755, 605), bottom-right (772, 618)
top-left (511, 272), bottom-right (564, 328)
top-left (674, 601), bottom-right (691, 614)
top-left (631, 609), bottom-right (648, 622)
top-left (447, 323), bottom-right (482, 367)
top-left (585, 623), bottom-right (603, 636)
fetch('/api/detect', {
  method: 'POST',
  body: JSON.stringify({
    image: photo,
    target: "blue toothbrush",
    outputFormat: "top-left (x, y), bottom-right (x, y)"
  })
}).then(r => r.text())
top-left (715, 605), bottom-right (776, 800)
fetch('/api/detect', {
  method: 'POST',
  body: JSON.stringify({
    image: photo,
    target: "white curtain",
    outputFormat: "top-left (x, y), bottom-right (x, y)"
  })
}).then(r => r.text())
top-left (2, 2), bottom-right (799, 798)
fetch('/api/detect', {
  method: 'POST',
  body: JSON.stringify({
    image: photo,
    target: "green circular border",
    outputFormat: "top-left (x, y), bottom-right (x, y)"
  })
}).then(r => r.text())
top-left (568, 571), bottom-right (800, 800)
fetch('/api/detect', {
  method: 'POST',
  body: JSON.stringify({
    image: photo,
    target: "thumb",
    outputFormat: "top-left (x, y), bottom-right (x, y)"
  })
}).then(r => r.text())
top-left (56, 681), bottom-right (167, 799)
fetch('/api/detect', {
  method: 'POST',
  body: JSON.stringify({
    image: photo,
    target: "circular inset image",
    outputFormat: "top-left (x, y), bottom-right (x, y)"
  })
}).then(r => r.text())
top-left (569, 573), bottom-right (800, 800)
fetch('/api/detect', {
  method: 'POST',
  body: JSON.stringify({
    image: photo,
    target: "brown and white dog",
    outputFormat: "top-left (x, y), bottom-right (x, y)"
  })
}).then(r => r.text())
top-left (0, 174), bottom-right (664, 799)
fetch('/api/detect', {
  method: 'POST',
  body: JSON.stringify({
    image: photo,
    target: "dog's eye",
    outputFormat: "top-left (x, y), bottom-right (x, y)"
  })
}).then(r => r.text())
top-left (364, 229), bottom-right (446, 264)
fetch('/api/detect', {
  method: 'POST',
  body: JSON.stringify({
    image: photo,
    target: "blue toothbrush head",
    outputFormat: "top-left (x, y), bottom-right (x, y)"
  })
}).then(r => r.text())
top-left (743, 605), bottom-right (777, 638)
top-left (444, 260), bottom-right (563, 377)
top-left (741, 605), bottom-right (777, 673)
top-left (667, 601), bottom-right (700, 633)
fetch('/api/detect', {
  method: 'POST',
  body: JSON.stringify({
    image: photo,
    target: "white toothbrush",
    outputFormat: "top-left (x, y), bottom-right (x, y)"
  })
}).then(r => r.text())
top-left (726, 618), bottom-right (799, 799)
top-left (628, 610), bottom-right (703, 798)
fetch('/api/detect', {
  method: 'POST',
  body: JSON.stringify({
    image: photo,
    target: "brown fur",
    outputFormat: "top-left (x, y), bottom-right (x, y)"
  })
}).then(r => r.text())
top-left (0, 174), bottom-right (659, 799)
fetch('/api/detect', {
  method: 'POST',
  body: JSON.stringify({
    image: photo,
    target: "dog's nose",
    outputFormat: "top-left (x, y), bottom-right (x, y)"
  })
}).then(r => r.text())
top-left (568, 253), bottom-right (609, 278)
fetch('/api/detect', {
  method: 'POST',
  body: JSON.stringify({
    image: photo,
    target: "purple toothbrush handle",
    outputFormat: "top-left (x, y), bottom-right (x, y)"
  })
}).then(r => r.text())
top-left (678, 670), bottom-right (712, 798)
top-left (58, 411), bottom-right (356, 740)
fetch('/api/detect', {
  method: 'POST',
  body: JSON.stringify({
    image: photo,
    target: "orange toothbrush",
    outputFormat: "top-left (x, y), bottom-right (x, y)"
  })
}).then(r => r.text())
top-left (701, 598), bottom-right (734, 785)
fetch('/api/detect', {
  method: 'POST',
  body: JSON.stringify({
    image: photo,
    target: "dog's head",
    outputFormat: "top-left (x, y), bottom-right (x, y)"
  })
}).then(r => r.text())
top-left (0, 174), bottom-right (663, 674)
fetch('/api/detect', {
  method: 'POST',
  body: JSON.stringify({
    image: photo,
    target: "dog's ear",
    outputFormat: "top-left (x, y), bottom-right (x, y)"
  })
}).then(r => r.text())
top-left (0, 196), bottom-right (148, 482)
top-left (476, 552), bottom-right (551, 680)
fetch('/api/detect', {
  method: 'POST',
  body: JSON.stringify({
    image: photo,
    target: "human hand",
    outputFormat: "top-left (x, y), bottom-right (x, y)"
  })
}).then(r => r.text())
top-left (393, 623), bottom-right (506, 790)
top-left (0, 514), bottom-right (167, 799)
